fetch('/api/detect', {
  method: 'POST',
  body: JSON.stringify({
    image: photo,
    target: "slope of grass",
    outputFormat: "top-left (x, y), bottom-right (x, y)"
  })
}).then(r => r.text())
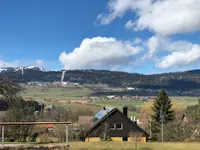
top-left (21, 87), bottom-right (92, 101)
top-left (91, 100), bottom-right (144, 117)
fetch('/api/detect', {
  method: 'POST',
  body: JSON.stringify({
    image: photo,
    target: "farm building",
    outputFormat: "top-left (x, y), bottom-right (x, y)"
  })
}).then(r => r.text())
top-left (85, 106), bottom-right (149, 142)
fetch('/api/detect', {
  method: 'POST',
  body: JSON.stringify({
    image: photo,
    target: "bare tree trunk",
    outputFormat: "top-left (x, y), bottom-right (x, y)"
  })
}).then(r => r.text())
top-left (103, 123), bottom-right (108, 140)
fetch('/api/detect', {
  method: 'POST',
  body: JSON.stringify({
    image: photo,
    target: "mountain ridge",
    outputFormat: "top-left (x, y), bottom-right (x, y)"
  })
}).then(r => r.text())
top-left (0, 66), bottom-right (200, 90)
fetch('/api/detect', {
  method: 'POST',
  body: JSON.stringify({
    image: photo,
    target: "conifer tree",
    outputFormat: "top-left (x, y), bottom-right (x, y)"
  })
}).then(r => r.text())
top-left (152, 89), bottom-right (174, 123)
top-left (192, 98), bottom-right (200, 121)
top-left (150, 90), bottom-right (174, 139)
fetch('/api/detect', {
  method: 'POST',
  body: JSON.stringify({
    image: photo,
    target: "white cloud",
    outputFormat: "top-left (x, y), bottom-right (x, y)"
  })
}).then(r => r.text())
top-left (145, 35), bottom-right (194, 58)
top-left (59, 37), bottom-right (142, 70)
top-left (157, 44), bottom-right (200, 69)
top-left (59, 36), bottom-right (200, 71)
top-left (129, 35), bottom-right (200, 69)
top-left (36, 60), bottom-right (44, 67)
top-left (0, 60), bottom-right (20, 67)
top-left (98, 0), bottom-right (200, 36)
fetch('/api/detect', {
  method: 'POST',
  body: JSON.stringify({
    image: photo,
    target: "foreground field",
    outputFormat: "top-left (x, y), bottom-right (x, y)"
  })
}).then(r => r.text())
top-left (70, 142), bottom-right (200, 150)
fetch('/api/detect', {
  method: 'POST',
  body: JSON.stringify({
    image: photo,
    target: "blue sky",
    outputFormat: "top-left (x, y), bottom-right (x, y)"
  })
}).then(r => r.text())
top-left (0, 0), bottom-right (200, 74)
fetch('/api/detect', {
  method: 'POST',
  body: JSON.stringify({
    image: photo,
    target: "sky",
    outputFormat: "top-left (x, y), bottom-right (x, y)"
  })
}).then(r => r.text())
top-left (0, 0), bottom-right (200, 74)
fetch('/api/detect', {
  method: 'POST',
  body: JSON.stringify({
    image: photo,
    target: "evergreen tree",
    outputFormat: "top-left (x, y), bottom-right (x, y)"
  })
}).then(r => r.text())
top-left (192, 98), bottom-right (200, 121)
top-left (151, 89), bottom-right (174, 140)
top-left (152, 89), bottom-right (174, 123)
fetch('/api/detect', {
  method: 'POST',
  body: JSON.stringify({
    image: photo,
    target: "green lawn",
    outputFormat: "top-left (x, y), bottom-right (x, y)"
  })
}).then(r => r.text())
top-left (70, 142), bottom-right (200, 150)
top-left (170, 96), bottom-right (198, 106)
top-left (93, 100), bottom-right (145, 108)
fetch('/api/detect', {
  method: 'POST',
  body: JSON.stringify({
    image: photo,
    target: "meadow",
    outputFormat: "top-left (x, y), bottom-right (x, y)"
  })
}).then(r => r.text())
top-left (70, 142), bottom-right (200, 150)
top-left (20, 86), bottom-right (198, 116)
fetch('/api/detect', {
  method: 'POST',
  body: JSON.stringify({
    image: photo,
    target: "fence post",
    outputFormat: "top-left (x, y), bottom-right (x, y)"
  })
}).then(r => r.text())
top-left (2, 126), bottom-right (4, 147)
top-left (65, 124), bottom-right (68, 145)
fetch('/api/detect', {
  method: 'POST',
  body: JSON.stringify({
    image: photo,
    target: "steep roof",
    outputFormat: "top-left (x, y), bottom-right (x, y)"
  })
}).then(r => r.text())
top-left (86, 108), bottom-right (149, 137)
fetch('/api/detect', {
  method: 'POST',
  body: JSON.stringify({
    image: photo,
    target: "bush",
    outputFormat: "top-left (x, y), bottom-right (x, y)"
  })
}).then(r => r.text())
top-left (184, 138), bottom-right (194, 142)
top-left (194, 138), bottom-right (200, 142)
top-left (4, 137), bottom-right (15, 142)
top-left (30, 132), bottom-right (39, 142)
top-left (37, 133), bottom-right (53, 143)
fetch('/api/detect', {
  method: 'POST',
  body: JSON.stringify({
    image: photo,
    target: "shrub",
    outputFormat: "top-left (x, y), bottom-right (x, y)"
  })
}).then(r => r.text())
top-left (184, 138), bottom-right (194, 142)
top-left (30, 132), bottom-right (39, 142)
top-left (37, 133), bottom-right (53, 143)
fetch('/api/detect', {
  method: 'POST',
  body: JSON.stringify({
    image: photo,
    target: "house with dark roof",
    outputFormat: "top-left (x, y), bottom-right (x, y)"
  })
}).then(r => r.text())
top-left (85, 106), bottom-right (149, 142)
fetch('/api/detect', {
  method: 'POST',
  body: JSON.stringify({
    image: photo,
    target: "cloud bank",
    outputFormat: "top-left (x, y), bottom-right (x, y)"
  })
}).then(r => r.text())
top-left (97, 0), bottom-right (200, 36)
top-left (156, 44), bottom-right (200, 69)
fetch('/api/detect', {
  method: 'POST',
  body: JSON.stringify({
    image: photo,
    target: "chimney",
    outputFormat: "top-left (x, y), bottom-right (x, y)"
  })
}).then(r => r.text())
top-left (133, 116), bottom-right (137, 124)
top-left (123, 106), bottom-right (128, 117)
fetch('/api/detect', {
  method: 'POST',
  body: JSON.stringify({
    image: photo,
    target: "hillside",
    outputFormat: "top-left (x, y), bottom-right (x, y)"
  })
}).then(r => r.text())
top-left (0, 67), bottom-right (200, 90)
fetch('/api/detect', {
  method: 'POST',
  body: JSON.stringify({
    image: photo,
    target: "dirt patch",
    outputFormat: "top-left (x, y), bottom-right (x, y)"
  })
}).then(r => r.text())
top-left (70, 103), bottom-right (101, 111)
top-left (57, 100), bottom-right (88, 104)
top-left (57, 100), bottom-right (68, 103)
top-left (70, 100), bottom-right (88, 104)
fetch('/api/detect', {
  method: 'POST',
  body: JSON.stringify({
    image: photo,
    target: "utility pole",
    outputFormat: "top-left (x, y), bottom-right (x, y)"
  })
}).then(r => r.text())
top-left (149, 116), bottom-right (152, 138)
top-left (1, 126), bottom-right (4, 147)
top-left (161, 119), bottom-right (164, 142)
top-left (160, 106), bottom-right (165, 142)
top-left (65, 124), bottom-right (68, 145)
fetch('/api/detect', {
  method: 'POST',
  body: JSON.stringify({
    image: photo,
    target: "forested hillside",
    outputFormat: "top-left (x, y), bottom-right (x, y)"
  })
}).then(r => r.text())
top-left (1, 67), bottom-right (200, 90)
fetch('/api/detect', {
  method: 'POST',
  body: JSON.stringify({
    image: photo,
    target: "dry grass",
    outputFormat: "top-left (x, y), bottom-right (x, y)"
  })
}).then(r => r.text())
top-left (70, 142), bottom-right (200, 150)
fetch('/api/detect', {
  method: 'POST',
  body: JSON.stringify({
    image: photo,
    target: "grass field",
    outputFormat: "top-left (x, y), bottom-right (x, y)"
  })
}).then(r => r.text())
top-left (171, 96), bottom-right (198, 106)
top-left (70, 142), bottom-right (200, 150)
top-left (91, 100), bottom-right (145, 117)
top-left (3, 142), bottom-right (200, 150)
top-left (21, 87), bottom-right (92, 101)
top-left (20, 86), bottom-right (199, 117)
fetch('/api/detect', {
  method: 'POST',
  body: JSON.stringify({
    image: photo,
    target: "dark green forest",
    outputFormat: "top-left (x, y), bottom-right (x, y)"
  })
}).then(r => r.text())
top-left (1, 67), bottom-right (200, 90)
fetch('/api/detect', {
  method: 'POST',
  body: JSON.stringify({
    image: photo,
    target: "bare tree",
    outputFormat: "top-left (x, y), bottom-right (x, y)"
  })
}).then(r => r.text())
top-left (51, 106), bottom-right (70, 122)
top-left (53, 125), bottom-right (66, 142)
top-left (129, 132), bottom-right (143, 150)
top-left (101, 118), bottom-right (112, 141)
top-left (163, 121), bottom-right (195, 142)
top-left (77, 122), bottom-right (91, 141)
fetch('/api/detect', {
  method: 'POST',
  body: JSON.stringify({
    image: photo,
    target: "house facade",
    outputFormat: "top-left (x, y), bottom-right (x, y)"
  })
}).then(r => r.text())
top-left (85, 106), bottom-right (149, 142)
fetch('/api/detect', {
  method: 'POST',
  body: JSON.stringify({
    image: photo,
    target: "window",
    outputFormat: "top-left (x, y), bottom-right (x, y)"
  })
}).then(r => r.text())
top-left (116, 123), bottom-right (123, 130)
top-left (110, 123), bottom-right (115, 130)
